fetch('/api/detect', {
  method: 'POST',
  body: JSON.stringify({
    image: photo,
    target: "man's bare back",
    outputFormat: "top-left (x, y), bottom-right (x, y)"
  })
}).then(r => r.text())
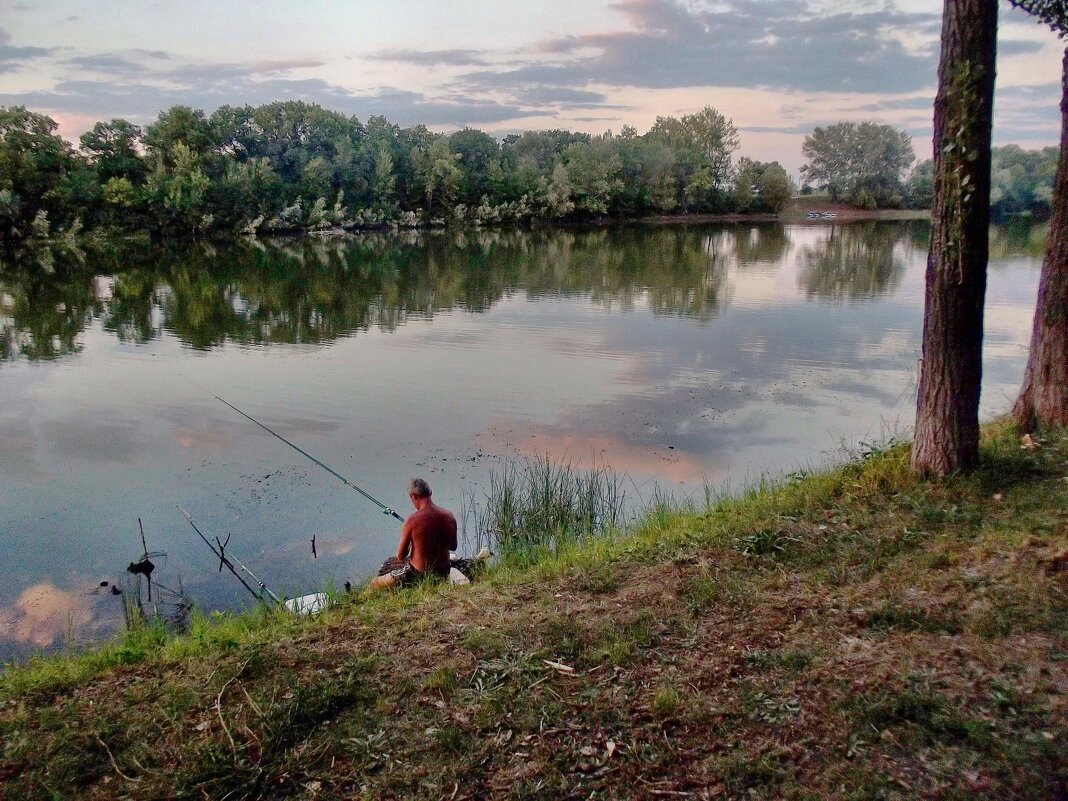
top-left (399, 499), bottom-right (457, 573)
top-left (370, 478), bottom-right (457, 588)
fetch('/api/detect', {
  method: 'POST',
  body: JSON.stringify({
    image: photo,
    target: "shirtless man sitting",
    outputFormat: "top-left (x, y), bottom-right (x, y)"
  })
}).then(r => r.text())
top-left (370, 478), bottom-right (457, 589)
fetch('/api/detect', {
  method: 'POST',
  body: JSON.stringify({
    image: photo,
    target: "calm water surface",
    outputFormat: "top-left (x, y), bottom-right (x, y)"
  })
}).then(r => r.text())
top-left (0, 221), bottom-right (1043, 661)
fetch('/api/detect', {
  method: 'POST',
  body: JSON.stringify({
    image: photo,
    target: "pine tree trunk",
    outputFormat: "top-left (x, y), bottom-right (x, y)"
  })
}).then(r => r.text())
top-left (1013, 46), bottom-right (1068, 432)
top-left (913, 0), bottom-right (998, 475)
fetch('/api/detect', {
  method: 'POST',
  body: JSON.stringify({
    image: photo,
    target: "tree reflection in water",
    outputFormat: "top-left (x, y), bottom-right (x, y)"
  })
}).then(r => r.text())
top-left (0, 219), bottom-right (981, 363)
top-left (732, 223), bottom-right (790, 269)
top-left (2, 226), bottom-right (737, 361)
top-left (796, 220), bottom-right (922, 302)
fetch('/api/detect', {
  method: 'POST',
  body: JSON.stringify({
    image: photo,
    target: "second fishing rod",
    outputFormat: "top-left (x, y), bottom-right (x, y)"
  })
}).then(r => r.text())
top-left (178, 505), bottom-right (282, 605)
top-left (184, 376), bottom-right (404, 522)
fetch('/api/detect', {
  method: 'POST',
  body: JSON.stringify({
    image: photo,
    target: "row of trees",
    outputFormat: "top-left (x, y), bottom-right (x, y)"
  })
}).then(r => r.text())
top-left (904, 144), bottom-right (1060, 217)
top-left (0, 103), bottom-right (799, 242)
top-left (5, 91), bottom-right (1055, 247)
top-left (800, 122), bottom-right (1058, 218)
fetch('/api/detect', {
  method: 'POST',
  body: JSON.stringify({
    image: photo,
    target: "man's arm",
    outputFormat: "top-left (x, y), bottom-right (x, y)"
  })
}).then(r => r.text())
top-left (396, 520), bottom-right (413, 561)
top-left (448, 515), bottom-right (458, 552)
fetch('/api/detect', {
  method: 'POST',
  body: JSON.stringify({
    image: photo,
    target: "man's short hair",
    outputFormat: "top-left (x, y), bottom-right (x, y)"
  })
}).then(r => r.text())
top-left (408, 477), bottom-right (432, 498)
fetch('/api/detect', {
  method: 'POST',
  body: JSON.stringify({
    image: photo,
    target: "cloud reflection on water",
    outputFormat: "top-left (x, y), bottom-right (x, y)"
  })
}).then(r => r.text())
top-left (479, 422), bottom-right (709, 484)
top-left (0, 581), bottom-right (110, 649)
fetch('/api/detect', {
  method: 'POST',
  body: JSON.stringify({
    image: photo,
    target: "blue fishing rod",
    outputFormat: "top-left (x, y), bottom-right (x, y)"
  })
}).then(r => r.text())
top-left (184, 376), bottom-right (404, 522)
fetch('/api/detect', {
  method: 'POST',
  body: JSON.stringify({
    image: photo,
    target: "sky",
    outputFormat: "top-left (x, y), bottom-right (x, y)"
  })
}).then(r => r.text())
top-left (0, 0), bottom-right (1062, 175)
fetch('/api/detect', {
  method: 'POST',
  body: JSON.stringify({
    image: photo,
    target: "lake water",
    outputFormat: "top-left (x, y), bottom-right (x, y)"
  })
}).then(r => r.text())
top-left (0, 220), bottom-right (1043, 662)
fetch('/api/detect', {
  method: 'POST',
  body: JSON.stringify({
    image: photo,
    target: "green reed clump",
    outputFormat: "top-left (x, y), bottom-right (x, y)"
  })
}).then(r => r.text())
top-left (466, 455), bottom-right (626, 558)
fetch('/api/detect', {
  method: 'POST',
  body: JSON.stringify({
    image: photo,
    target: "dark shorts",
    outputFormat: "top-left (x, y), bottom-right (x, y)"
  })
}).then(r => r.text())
top-left (378, 557), bottom-right (447, 587)
top-left (388, 560), bottom-right (422, 587)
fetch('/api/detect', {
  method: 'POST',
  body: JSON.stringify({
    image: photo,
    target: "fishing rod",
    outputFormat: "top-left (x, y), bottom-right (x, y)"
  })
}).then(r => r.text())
top-left (183, 376), bottom-right (404, 522)
top-left (177, 505), bottom-right (282, 605)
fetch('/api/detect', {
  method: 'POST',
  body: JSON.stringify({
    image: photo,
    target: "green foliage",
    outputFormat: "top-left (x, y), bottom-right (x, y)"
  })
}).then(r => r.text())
top-left (143, 142), bottom-right (212, 236)
top-left (449, 128), bottom-right (501, 205)
top-left (906, 158), bottom-right (935, 208)
top-left (989, 144), bottom-right (1059, 218)
top-left (0, 99), bottom-right (924, 242)
top-left (79, 119), bottom-right (144, 186)
top-left (647, 105), bottom-right (740, 191)
top-left (651, 685), bottom-right (683, 717)
top-left (801, 121), bottom-right (915, 207)
top-left (143, 105), bottom-right (213, 169)
top-left (734, 157), bottom-right (794, 212)
top-left (0, 106), bottom-right (85, 240)
top-left (465, 454), bottom-right (625, 558)
top-left (1007, 0), bottom-right (1068, 36)
top-left (562, 136), bottom-right (624, 215)
top-left (861, 605), bottom-right (961, 634)
top-left (412, 137), bottom-right (463, 219)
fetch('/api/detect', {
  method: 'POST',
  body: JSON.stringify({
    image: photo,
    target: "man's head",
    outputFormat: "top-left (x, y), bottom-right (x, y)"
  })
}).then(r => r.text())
top-left (408, 477), bottom-right (432, 501)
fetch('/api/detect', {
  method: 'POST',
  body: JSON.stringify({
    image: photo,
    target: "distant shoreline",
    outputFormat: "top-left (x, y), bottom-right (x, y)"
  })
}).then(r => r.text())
top-left (633, 204), bottom-right (930, 226)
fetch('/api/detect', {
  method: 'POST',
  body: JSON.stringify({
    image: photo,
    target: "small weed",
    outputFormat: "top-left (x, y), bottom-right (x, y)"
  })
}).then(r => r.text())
top-left (845, 686), bottom-right (992, 748)
top-left (537, 616), bottom-right (586, 663)
top-left (466, 651), bottom-right (536, 696)
top-left (423, 666), bottom-right (459, 694)
top-left (926, 551), bottom-right (954, 569)
top-left (434, 724), bottom-right (473, 755)
top-left (160, 686), bottom-right (197, 722)
top-left (748, 691), bottom-right (802, 723)
top-left (745, 648), bottom-right (812, 673)
top-left (625, 608), bottom-right (658, 650)
top-left (460, 627), bottom-right (504, 655)
top-left (862, 605), bottom-right (961, 634)
top-left (736, 526), bottom-right (800, 557)
top-left (967, 580), bottom-right (1063, 638)
top-left (684, 573), bottom-right (720, 613)
top-left (651, 686), bottom-right (683, 718)
top-left (987, 680), bottom-right (1025, 713)
top-left (845, 731), bottom-right (869, 758)
top-left (718, 749), bottom-right (787, 793)
top-left (574, 561), bottom-right (619, 593)
top-left (344, 728), bottom-right (393, 772)
top-left (586, 625), bottom-right (637, 666)
top-left (855, 437), bottom-right (903, 461)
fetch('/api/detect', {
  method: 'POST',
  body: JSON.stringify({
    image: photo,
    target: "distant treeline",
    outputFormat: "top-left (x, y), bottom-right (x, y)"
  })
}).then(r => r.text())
top-left (0, 101), bottom-right (1056, 243)
top-left (905, 145), bottom-right (1059, 221)
top-left (0, 102), bottom-right (797, 242)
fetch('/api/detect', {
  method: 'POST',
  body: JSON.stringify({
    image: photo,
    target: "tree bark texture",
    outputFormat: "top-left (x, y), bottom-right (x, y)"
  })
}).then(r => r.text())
top-left (1013, 46), bottom-right (1068, 432)
top-left (913, 0), bottom-right (998, 475)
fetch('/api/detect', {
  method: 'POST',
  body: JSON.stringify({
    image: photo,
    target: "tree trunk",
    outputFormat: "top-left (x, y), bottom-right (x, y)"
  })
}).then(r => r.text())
top-left (1013, 46), bottom-right (1068, 432)
top-left (912, 0), bottom-right (998, 475)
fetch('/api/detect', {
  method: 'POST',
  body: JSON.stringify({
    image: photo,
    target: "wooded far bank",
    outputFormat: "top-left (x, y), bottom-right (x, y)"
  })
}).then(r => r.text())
top-left (0, 101), bottom-right (1056, 243)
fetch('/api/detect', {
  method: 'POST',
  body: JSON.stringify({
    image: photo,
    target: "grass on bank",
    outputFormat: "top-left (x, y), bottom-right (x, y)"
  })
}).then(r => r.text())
top-left (0, 420), bottom-right (1065, 799)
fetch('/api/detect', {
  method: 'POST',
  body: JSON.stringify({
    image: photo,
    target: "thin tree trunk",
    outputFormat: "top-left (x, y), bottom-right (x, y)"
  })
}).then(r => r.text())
top-left (1013, 46), bottom-right (1068, 432)
top-left (913, 0), bottom-right (998, 475)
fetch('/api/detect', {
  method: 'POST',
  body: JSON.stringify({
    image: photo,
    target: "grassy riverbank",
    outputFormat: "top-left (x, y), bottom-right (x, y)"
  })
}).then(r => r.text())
top-left (1, 421), bottom-right (1065, 799)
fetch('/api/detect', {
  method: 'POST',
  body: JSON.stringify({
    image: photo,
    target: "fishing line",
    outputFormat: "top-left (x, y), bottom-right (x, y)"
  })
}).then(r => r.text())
top-left (182, 375), bottom-right (403, 521)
